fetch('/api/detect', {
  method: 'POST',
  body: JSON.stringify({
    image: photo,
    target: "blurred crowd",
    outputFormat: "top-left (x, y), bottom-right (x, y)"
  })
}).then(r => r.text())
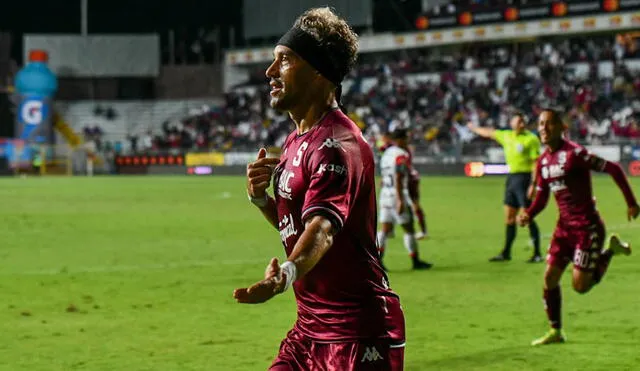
top-left (128, 33), bottom-right (640, 156)
top-left (346, 34), bottom-right (640, 155)
top-left (125, 98), bottom-right (293, 155)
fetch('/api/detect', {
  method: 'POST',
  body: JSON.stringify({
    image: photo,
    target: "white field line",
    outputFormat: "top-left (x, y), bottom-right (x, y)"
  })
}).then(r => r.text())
top-left (0, 258), bottom-right (268, 276)
top-left (3, 223), bottom-right (639, 276)
top-left (215, 192), bottom-right (233, 199)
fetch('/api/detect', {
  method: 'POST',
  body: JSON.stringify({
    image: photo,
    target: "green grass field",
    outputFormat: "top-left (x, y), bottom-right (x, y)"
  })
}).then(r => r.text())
top-left (1, 175), bottom-right (639, 371)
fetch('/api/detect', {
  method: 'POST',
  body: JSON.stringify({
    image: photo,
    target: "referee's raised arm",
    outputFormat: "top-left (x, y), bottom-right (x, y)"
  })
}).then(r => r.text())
top-left (467, 122), bottom-right (497, 141)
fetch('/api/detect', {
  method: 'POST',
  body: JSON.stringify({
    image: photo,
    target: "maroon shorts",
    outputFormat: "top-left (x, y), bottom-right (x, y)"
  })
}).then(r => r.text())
top-left (269, 328), bottom-right (404, 371)
top-left (547, 220), bottom-right (606, 271)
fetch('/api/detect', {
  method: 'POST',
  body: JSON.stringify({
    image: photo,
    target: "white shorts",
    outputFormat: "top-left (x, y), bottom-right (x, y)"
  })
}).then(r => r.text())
top-left (379, 192), bottom-right (413, 225)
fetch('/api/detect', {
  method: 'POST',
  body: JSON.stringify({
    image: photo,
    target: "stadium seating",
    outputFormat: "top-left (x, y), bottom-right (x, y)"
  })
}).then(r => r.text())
top-left (58, 34), bottom-right (640, 157)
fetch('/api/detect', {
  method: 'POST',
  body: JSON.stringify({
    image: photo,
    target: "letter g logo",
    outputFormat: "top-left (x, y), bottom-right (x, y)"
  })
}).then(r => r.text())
top-left (21, 100), bottom-right (44, 125)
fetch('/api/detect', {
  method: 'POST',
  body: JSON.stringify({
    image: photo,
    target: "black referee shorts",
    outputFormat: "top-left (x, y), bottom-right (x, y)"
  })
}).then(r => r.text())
top-left (504, 172), bottom-right (532, 209)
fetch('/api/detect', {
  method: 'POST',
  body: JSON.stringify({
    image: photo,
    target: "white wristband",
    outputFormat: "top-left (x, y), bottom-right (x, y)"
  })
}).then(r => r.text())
top-left (280, 261), bottom-right (297, 292)
top-left (248, 193), bottom-right (268, 208)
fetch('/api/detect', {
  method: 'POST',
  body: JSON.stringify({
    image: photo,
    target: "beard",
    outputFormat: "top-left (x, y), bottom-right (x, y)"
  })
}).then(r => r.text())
top-left (269, 90), bottom-right (293, 112)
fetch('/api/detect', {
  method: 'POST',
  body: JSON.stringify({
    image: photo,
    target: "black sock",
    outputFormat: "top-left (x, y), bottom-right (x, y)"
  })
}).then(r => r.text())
top-left (593, 249), bottom-right (614, 284)
top-left (544, 287), bottom-right (562, 330)
top-left (529, 221), bottom-right (541, 256)
top-left (411, 251), bottom-right (419, 265)
top-left (503, 224), bottom-right (517, 257)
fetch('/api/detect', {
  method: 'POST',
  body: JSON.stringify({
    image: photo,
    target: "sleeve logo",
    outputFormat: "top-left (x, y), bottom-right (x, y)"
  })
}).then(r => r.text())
top-left (317, 163), bottom-right (347, 175)
top-left (319, 138), bottom-right (346, 152)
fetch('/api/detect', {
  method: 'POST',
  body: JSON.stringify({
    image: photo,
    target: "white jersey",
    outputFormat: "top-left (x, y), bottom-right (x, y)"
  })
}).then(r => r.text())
top-left (380, 145), bottom-right (411, 197)
top-left (378, 145), bottom-right (413, 225)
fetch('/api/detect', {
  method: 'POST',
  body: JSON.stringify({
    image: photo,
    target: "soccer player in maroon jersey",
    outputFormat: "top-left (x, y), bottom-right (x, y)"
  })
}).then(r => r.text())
top-left (233, 8), bottom-right (405, 370)
top-left (518, 109), bottom-right (639, 346)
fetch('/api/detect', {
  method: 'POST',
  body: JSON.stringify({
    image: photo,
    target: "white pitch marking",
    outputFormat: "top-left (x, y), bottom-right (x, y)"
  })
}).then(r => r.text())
top-left (4, 224), bottom-right (639, 276)
top-left (0, 258), bottom-right (268, 276)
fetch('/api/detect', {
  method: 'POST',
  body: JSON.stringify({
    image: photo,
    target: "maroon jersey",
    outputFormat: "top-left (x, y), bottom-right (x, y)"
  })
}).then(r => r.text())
top-left (272, 109), bottom-right (403, 341)
top-left (533, 139), bottom-right (602, 228)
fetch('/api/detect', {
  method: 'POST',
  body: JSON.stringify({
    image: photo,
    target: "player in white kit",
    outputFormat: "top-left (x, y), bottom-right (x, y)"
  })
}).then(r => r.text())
top-left (377, 128), bottom-right (432, 271)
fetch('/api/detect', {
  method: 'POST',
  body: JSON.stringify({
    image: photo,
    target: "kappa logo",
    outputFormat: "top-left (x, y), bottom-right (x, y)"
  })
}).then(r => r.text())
top-left (361, 346), bottom-right (384, 363)
top-left (318, 138), bottom-right (346, 152)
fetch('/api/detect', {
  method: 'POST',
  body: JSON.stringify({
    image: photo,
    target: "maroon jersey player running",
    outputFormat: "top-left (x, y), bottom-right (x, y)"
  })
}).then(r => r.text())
top-left (518, 109), bottom-right (639, 346)
top-left (234, 8), bottom-right (405, 370)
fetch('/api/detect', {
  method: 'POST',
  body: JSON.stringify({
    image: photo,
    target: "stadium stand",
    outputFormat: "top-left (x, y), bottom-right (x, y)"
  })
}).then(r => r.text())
top-left (180, 34), bottom-right (640, 156)
top-left (30, 30), bottom-right (640, 172)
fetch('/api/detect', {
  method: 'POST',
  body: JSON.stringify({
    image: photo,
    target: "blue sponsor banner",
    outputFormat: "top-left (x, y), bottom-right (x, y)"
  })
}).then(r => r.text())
top-left (16, 94), bottom-right (51, 143)
top-left (0, 139), bottom-right (35, 168)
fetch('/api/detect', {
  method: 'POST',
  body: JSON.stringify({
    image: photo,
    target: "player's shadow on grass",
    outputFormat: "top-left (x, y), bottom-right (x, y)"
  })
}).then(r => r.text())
top-left (419, 345), bottom-right (532, 370)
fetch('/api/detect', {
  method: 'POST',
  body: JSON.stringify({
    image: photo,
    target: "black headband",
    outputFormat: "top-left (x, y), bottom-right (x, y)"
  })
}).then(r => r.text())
top-left (277, 26), bottom-right (343, 86)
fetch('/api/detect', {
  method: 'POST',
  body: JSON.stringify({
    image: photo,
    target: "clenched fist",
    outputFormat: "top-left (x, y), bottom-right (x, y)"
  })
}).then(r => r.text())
top-left (247, 148), bottom-right (280, 199)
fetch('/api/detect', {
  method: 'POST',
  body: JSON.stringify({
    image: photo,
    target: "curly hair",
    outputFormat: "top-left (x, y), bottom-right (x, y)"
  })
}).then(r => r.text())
top-left (293, 7), bottom-right (359, 81)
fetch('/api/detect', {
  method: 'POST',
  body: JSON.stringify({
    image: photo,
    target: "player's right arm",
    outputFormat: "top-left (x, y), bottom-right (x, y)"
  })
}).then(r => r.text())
top-left (235, 135), bottom-right (359, 304)
top-left (247, 148), bottom-right (280, 229)
top-left (519, 162), bottom-right (549, 226)
top-left (575, 148), bottom-right (640, 221)
top-left (233, 215), bottom-right (334, 304)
